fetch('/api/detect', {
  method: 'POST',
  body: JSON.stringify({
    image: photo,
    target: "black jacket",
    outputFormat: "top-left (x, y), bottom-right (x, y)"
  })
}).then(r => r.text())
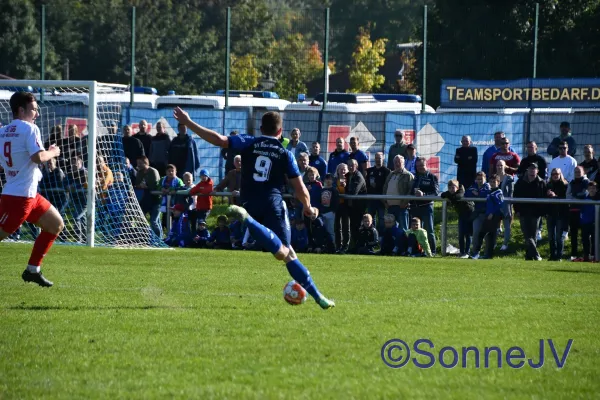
top-left (441, 186), bottom-right (474, 217)
top-left (546, 179), bottom-right (568, 217)
top-left (411, 171), bottom-right (440, 207)
top-left (517, 154), bottom-right (547, 180)
top-left (346, 171), bottom-right (367, 208)
top-left (514, 175), bottom-right (547, 216)
top-left (454, 147), bottom-right (478, 187)
top-left (356, 225), bottom-right (379, 249)
top-left (365, 166), bottom-right (391, 194)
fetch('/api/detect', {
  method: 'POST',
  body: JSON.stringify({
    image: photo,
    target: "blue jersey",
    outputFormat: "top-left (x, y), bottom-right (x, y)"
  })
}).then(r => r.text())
top-left (228, 135), bottom-right (300, 200)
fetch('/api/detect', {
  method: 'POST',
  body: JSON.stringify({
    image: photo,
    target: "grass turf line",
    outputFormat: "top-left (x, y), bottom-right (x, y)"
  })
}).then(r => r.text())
top-left (1, 243), bottom-right (599, 399)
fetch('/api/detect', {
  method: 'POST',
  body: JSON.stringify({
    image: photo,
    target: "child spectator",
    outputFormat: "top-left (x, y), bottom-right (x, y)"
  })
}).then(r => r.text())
top-left (399, 217), bottom-right (432, 257)
top-left (192, 220), bottom-right (210, 248)
top-left (188, 169), bottom-right (214, 223)
top-left (207, 215), bottom-right (231, 249)
top-left (580, 182), bottom-right (598, 262)
top-left (229, 216), bottom-right (244, 249)
top-left (309, 216), bottom-right (335, 254)
top-left (465, 171), bottom-right (491, 256)
top-left (355, 214), bottom-right (379, 255)
top-left (319, 173), bottom-right (339, 247)
top-left (441, 179), bottom-right (474, 258)
top-left (176, 172), bottom-right (196, 226)
top-left (470, 174), bottom-right (504, 259)
top-left (291, 220), bottom-right (309, 253)
top-left (379, 214), bottom-right (401, 256)
top-left (546, 168), bottom-right (569, 261)
top-left (496, 160), bottom-right (515, 251)
top-left (305, 166), bottom-right (323, 208)
top-left (164, 204), bottom-right (193, 248)
top-left (160, 164), bottom-right (185, 230)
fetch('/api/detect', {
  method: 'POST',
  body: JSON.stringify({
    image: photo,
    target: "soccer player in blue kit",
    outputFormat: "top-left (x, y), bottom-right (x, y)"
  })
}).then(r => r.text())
top-left (173, 107), bottom-right (335, 309)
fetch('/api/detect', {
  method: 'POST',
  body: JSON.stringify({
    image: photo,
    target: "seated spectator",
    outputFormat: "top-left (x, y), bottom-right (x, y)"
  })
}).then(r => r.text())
top-left (355, 214), bottom-right (379, 255)
top-left (242, 228), bottom-right (258, 251)
top-left (309, 216), bottom-right (334, 254)
top-left (465, 171), bottom-right (490, 257)
top-left (567, 166), bottom-right (589, 260)
top-left (580, 182), bottom-right (598, 262)
top-left (379, 214), bottom-right (401, 256)
top-left (229, 216), bottom-right (244, 250)
top-left (291, 219), bottom-right (309, 253)
top-left (441, 179), bottom-right (474, 258)
top-left (164, 204), bottom-right (192, 248)
top-left (207, 215), bottom-right (231, 249)
top-left (192, 220), bottom-right (210, 248)
top-left (215, 155), bottom-right (242, 205)
top-left (319, 173), bottom-right (339, 248)
top-left (398, 217), bottom-right (432, 257)
top-left (470, 174), bottom-right (504, 259)
top-left (188, 169), bottom-right (214, 223)
top-left (580, 145), bottom-right (598, 182)
top-left (546, 168), bottom-right (569, 261)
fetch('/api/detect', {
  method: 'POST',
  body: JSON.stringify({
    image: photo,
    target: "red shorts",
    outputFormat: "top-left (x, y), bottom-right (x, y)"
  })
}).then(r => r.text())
top-left (0, 193), bottom-right (52, 234)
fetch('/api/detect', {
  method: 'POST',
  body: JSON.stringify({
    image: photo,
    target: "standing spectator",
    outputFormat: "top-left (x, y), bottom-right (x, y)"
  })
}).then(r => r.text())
top-left (135, 156), bottom-right (162, 238)
top-left (297, 152), bottom-right (310, 180)
top-left (365, 152), bottom-right (391, 233)
top-left (355, 214), bottom-right (379, 255)
top-left (387, 129), bottom-right (409, 170)
top-left (546, 168), bottom-right (569, 261)
top-left (547, 121), bottom-right (576, 159)
top-left (548, 141), bottom-right (578, 182)
top-left (159, 164), bottom-right (184, 232)
top-left (124, 157), bottom-right (137, 185)
top-left (122, 125), bottom-right (145, 166)
top-left (517, 141), bottom-right (547, 180)
top-left (176, 172), bottom-right (197, 231)
top-left (64, 155), bottom-right (88, 242)
top-left (382, 155), bottom-right (414, 232)
top-left (470, 174), bottom-right (504, 260)
top-left (404, 144), bottom-right (418, 174)
top-left (66, 124), bottom-right (85, 161)
top-left (441, 179), bottom-right (474, 258)
top-left (346, 159), bottom-right (367, 248)
top-left (308, 141), bottom-right (327, 179)
top-left (566, 166), bottom-right (589, 260)
top-left (39, 158), bottom-right (67, 216)
top-left (579, 145), bottom-right (598, 181)
top-left (334, 163), bottom-right (350, 254)
top-left (215, 154), bottom-right (242, 205)
top-left (580, 182), bottom-right (598, 261)
top-left (496, 160), bottom-right (514, 251)
top-left (220, 131), bottom-right (240, 176)
top-left (305, 166), bottom-right (323, 216)
top-left (286, 128), bottom-right (309, 159)
top-left (44, 125), bottom-right (67, 170)
top-left (489, 137), bottom-right (521, 176)
top-left (150, 121), bottom-right (172, 177)
top-left (514, 163), bottom-right (547, 260)
top-left (169, 122), bottom-right (201, 180)
top-left (188, 169), bottom-right (214, 224)
top-left (481, 131), bottom-right (514, 176)
top-left (327, 137), bottom-right (350, 174)
top-left (348, 136), bottom-right (370, 176)
top-left (454, 135), bottom-right (477, 188)
top-left (319, 173), bottom-right (339, 248)
top-left (411, 157), bottom-right (440, 253)
top-left (135, 120), bottom-right (152, 158)
top-left (465, 171), bottom-right (491, 258)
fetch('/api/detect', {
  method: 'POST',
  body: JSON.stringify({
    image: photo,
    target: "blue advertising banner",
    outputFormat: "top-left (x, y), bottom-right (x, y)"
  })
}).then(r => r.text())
top-left (441, 78), bottom-right (600, 108)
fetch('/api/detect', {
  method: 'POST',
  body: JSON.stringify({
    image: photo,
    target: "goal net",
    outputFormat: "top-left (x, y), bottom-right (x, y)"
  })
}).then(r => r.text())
top-left (0, 80), bottom-right (167, 248)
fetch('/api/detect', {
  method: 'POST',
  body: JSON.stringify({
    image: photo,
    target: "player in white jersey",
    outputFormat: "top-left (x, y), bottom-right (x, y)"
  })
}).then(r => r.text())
top-left (0, 92), bottom-right (65, 287)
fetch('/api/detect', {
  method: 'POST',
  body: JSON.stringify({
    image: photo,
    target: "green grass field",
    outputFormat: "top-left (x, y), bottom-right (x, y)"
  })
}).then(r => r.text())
top-left (1, 242), bottom-right (599, 399)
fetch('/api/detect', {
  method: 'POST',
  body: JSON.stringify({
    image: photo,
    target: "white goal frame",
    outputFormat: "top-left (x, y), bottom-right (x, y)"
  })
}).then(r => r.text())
top-left (1, 80), bottom-right (103, 247)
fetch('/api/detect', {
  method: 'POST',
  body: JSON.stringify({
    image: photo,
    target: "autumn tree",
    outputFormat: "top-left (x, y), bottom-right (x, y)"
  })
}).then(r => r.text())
top-left (349, 26), bottom-right (387, 93)
top-left (230, 54), bottom-right (259, 90)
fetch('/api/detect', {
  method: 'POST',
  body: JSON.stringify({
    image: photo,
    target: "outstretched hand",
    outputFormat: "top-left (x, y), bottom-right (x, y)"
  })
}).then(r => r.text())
top-left (173, 107), bottom-right (191, 125)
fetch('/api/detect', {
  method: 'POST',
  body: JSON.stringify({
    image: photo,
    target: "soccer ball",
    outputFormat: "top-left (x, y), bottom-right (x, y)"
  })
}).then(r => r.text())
top-left (283, 280), bottom-right (307, 305)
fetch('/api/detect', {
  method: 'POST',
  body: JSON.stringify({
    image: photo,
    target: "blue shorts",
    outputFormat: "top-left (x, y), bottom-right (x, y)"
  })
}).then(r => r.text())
top-left (243, 196), bottom-right (291, 247)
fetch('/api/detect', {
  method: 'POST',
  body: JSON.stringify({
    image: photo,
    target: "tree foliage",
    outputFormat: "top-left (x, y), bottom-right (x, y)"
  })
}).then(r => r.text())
top-left (349, 27), bottom-right (387, 93)
top-left (230, 54), bottom-right (259, 90)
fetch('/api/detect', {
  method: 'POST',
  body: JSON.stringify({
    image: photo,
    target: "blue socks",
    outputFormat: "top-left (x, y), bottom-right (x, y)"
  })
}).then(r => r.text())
top-left (245, 216), bottom-right (282, 254)
top-left (286, 259), bottom-right (322, 301)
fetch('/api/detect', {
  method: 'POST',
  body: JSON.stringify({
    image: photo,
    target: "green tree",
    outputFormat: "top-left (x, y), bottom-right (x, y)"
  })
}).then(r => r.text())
top-left (349, 26), bottom-right (387, 92)
top-left (230, 54), bottom-right (259, 90)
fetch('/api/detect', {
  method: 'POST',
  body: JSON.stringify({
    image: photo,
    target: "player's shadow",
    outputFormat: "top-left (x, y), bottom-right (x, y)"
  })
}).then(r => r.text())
top-left (549, 269), bottom-right (600, 275)
top-left (6, 304), bottom-right (196, 311)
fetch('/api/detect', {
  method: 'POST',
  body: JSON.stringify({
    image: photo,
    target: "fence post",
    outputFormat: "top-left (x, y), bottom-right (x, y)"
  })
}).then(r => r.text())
top-left (225, 7), bottom-right (231, 109)
top-left (533, 3), bottom-right (539, 78)
top-left (322, 8), bottom-right (330, 110)
top-left (40, 4), bottom-right (46, 102)
top-left (166, 194), bottom-right (172, 232)
top-left (130, 6), bottom-right (136, 106)
top-left (441, 199), bottom-right (447, 256)
top-left (421, 5), bottom-right (427, 112)
top-left (595, 205), bottom-right (600, 262)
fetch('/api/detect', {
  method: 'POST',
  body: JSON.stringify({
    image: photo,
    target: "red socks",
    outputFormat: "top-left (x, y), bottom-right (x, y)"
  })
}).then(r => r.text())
top-left (28, 231), bottom-right (58, 267)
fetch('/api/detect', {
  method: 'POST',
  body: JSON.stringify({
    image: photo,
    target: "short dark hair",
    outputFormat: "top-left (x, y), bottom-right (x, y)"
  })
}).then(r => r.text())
top-left (137, 156), bottom-right (149, 163)
top-left (489, 174), bottom-right (500, 182)
top-left (560, 141), bottom-right (569, 148)
top-left (217, 215), bottom-right (228, 223)
top-left (494, 131), bottom-right (505, 137)
top-left (166, 164), bottom-right (176, 171)
top-left (261, 112), bottom-right (282, 136)
top-left (10, 92), bottom-right (35, 117)
top-left (324, 173), bottom-right (334, 180)
top-left (411, 217), bottom-right (421, 225)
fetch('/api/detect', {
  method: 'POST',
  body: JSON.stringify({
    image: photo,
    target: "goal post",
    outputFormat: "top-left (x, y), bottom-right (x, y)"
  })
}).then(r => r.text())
top-left (0, 79), bottom-right (167, 248)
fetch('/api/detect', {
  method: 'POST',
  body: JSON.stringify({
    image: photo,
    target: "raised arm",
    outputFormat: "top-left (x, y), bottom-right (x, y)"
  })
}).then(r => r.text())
top-left (173, 107), bottom-right (229, 148)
